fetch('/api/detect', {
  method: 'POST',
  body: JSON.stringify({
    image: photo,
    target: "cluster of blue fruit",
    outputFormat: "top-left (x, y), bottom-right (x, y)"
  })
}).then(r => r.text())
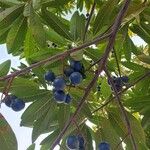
top-left (4, 95), bottom-right (25, 111)
top-left (44, 60), bottom-right (85, 104)
top-left (66, 135), bottom-right (110, 150)
top-left (108, 76), bottom-right (129, 92)
top-left (66, 135), bottom-right (85, 149)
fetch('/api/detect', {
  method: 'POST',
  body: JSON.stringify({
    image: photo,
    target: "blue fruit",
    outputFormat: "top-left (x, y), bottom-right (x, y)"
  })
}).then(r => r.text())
top-left (70, 60), bottom-right (83, 72)
top-left (11, 99), bottom-right (25, 111)
top-left (54, 90), bottom-right (66, 103)
top-left (98, 142), bottom-right (110, 150)
top-left (69, 72), bottom-right (82, 85)
top-left (66, 135), bottom-right (79, 149)
top-left (44, 71), bottom-right (55, 82)
top-left (121, 76), bottom-right (129, 83)
top-left (77, 135), bottom-right (85, 148)
top-left (53, 77), bottom-right (65, 90)
top-left (4, 95), bottom-right (17, 107)
top-left (64, 67), bottom-right (74, 77)
top-left (64, 94), bottom-right (72, 104)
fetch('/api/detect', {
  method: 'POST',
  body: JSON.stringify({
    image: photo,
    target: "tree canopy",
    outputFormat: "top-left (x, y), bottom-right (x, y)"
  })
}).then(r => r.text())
top-left (0, 0), bottom-right (150, 149)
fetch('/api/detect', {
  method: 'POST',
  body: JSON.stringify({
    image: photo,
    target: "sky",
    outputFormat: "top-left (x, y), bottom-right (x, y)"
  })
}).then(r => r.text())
top-left (0, 36), bottom-right (146, 150)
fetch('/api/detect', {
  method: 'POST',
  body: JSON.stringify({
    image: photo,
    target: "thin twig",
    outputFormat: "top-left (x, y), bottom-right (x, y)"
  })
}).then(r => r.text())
top-left (104, 68), bottom-right (137, 150)
top-left (115, 133), bottom-right (129, 150)
top-left (83, 2), bottom-right (96, 41)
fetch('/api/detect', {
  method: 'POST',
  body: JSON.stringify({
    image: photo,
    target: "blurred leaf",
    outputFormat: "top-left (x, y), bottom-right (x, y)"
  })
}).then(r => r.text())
top-left (122, 1), bottom-right (149, 26)
top-left (108, 107), bottom-right (147, 149)
top-left (21, 95), bottom-right (51, 127)
top-left (41, 9), bottom-right (72, 40)
top-left (137, 54), bottom-right (150, 64)
top-left (58, 105), bottom-right (70, 130)
top-left (123, 35), bottom-right (131, 61)
top-left (0, 60), bottom-right (11, 77)
top-left (44, 27), bottom-right (66, 45)
top-left (101, 78), bottom-right (111, 99)
top-left (70, 11), bottom-right (86, 41)
top-left (0, 5), bottom-right (24, 30)
top-left (6, 15), bottom-right (27, 54)
top-left (9, 78), bottom-right (48, 102)
top-left (93, 0), bottom-right (118, 35)
top-left (24, 29), bottom-right (39, 60)
top-left (0, 113), bottom-right (17, 150)
top-left (130, 24), bottom-right (150, 44)
top-left (0, 26), bottom-right (10, 44)
top-left (29, 10), bottom-right (46, 48)
top-left (27, 143), bottom-right (35, 150)
top-left (40, 129), bottom-right (60, 148)
top-left (32, 102), bottom-right (57, 142)
top-left (0, 0), bottom-right (21, 6)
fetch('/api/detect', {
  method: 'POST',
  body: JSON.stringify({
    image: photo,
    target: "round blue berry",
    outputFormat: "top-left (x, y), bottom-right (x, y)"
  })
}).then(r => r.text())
top-left (64, 94), bottom-right (71, 104)
top-left (69, 72), bottom-right (82, 85)
top-left (114, 77), bottom-right (122, 86)
top-left (54, 90), bottom-right (66, 103)
top-left (64, 67), bottom-right (74, 77)
top-left (4, 95), bottom-right (17, 107)
top-left (70, 60), bottom-right (83, 72)
top-left (11, 99), bottom-right (25, 111)
top-left (44, 71), bottom-right (55, 82)
top-left (121, 76), bottom-right (129, 83)
top-left (77, 135), bottom-right (85, 148)
top-left (98, 142), bottom-right (110, 150)
top-left (53, 77), bottom-right (65, 90)
top-left (66, 135), bottom-right (79, 149)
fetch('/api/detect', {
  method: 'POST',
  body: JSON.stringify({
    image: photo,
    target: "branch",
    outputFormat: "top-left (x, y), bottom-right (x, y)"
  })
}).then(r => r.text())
top-left (104, 68), bottom-right (137, 150)
top-left (0, 33), bottom-right (110, 82)
top-left (51, 0), bottom-right (131, 148)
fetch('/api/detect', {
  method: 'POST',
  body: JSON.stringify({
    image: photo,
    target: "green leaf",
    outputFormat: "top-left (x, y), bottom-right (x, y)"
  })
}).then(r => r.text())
top-left (130, 24), bottom-right (150, 44)
top-left (0, 113), bottom-right (17, 150)
top-left (32, 102), bottom-right (57, 142)
top-left (121, 61), bottom-right (146, 71)
top-left (21, 95), bottom-right (51, 127)
top-left (137, 54), bottom-right (150, 64)
top-left (0, 27), bottom-right (10, 44)
top-left (58, 105), bottom-right (70, 130)
top-left (93, 0), bottom-right (118, 35)
top-left (44, 27), bottom-right (66, 45)
top-left (6, 15), bottom-right (27, 54)
top-left (123, 35), bottom-right (131, 61)
top-left (101, 78), bottom-right (111, 99)
top-left (29, 10), bottom-right (46, 48)
top-left (9, 78), bottom-right (48, 102)
top-left (40, 129), bottom-right (60, 147)
top-left (0, 0), bottom-right (21, 6)
top-left (0, 5), bottom-right (24, 30)
top-left (41, 10), bottom-right (72, 40)
top-left (24, 29), bottom-right (39, 60)
top-left (93, 116), bottom-right (123, 149)
top-left (108, 107), bottom-right (147, 149)
top-left (27, 143), bottom-right (35, 150)
top-left (122, 1), bottom-right (149, 26)
top-left (70, 11), bottom-right (86, 41)
top-left (0, 60), bottom-right (11, 77)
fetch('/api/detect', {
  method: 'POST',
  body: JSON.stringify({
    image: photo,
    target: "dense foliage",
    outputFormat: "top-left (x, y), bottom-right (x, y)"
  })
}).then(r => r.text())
top-left (0, 0), bottom-right (150, 149)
